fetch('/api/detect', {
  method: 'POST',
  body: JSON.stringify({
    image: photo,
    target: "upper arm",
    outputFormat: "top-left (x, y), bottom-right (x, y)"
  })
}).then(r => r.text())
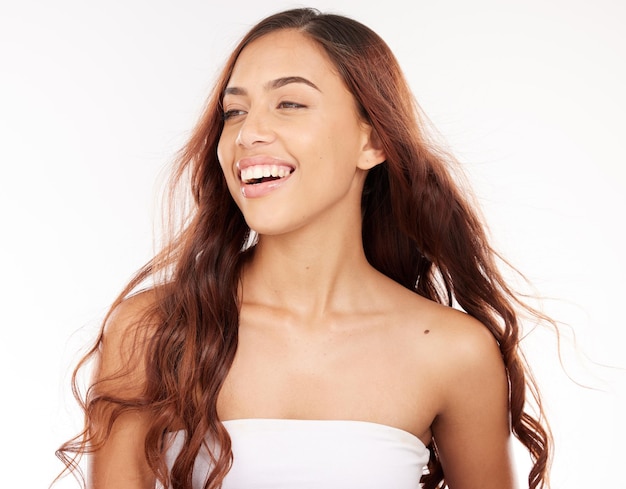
top-left (431, 316), bottom-right (518, 489)
top-left (88, 292), bottom-right (158, 489)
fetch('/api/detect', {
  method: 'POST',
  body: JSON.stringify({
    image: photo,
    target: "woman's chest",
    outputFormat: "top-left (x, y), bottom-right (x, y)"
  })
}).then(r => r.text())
top-left (217, 322), bottom-right (438, 444)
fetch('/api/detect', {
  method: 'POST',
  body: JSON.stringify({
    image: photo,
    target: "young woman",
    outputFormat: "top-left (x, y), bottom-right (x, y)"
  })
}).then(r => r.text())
top-left (57, 7), bottom-right (552, 489)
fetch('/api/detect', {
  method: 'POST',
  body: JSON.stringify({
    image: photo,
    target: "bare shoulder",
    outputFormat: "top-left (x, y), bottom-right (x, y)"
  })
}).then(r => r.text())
top-left (391, 288), bottom-right (516, 487)
top-left (96, 289), bottom-right (162, 396)
top-left (418, 300), bottom-right (502, 373)
top-left (386, 281), bottom-right (501, 364)
top-left (383, 281), bottom-right (506, 402)
top-left (89, 289), bottom-right (162, 489)
top-left (103, 289), bottom-right (160, 339)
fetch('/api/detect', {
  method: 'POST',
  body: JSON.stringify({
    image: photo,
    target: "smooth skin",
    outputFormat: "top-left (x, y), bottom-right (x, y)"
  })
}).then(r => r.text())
top-left (90, 29), bottom-right (517, 489)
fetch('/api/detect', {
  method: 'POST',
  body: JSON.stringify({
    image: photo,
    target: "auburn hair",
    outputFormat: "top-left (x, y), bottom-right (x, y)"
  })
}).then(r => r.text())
top-left (56, 7), bottom-right (552, 489)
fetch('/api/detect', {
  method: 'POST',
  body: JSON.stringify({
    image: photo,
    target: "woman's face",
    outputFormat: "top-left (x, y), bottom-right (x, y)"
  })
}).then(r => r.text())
top-left (217, 29), bottom-right (382, 236)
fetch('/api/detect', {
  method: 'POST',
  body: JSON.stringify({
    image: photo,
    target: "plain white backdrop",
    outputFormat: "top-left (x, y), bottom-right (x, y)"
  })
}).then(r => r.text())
top-left (1, 0), bottom-right (624, 487)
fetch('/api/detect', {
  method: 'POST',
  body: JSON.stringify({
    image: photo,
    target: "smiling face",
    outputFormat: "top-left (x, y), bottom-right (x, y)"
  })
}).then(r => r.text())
top-left (216, 29), bottom-right (384, 237)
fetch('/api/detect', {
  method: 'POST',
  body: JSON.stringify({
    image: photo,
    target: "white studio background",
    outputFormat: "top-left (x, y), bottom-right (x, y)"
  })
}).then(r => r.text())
top-left (1, 0), bottom-right (624, 487)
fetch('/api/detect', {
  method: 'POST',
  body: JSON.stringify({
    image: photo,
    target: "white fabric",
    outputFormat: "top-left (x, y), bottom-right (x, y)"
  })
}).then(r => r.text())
top-left (162, 418), bottom-right (430, 488)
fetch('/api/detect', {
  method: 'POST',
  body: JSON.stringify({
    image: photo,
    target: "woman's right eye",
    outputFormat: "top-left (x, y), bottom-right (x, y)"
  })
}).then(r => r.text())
top-left (222, 109), bottom-right (246, 121)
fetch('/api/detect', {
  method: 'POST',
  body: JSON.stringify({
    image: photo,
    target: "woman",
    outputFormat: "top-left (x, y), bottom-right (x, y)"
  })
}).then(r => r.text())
top-left (57, 7), bottom-right (551, 489)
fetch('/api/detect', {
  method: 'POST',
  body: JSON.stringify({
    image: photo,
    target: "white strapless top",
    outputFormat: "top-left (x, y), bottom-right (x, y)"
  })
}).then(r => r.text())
top-left (162, 418), bottom-right (430, 488)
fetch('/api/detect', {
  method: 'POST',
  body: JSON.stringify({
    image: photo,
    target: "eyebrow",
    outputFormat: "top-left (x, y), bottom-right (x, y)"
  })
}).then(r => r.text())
top-left (223, 76), bottom-right (321, 97)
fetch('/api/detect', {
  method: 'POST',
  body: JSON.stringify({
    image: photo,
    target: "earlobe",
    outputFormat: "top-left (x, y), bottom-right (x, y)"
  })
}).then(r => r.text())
top-left (358, 127), bottom-right (386, 170)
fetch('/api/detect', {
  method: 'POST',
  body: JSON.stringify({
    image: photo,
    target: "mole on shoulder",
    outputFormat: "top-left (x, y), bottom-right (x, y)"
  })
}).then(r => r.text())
top-left (423, 329), bottom-right (430, 335)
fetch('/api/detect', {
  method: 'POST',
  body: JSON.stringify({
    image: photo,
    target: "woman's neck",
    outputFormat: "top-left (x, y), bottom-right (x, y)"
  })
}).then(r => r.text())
top-left (241, 225), bottom-right (378, 320)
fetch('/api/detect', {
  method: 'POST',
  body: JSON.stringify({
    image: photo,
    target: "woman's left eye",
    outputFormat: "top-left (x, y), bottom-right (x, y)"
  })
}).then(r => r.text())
top-left (278, 101), bottom-right (305, 109)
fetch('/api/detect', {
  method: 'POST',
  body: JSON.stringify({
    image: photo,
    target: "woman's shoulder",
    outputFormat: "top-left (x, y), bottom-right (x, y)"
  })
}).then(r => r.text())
top-left (386, 282), bottom-right (503, 378)
top-left (103, 288), bottom-right (162, 338)
top-left (418, 298), bottom-right (498, 357)
top-left (96, 288), bottom-right (164, 394)
top-left (374, 280), bottom-right (508, 433)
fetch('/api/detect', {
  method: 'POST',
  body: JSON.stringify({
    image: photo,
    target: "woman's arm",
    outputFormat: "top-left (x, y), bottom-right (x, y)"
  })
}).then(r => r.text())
top-left (89, 411), bottom-right (155, 489)
top-left (88, 295), bottom-right (157, 489)
top-left (432, 316), bottom-right (518, 489)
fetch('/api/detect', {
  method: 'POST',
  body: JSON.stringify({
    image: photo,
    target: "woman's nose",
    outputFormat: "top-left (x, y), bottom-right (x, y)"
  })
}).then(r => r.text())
top-left (235, 108), bottom-right (275, 148)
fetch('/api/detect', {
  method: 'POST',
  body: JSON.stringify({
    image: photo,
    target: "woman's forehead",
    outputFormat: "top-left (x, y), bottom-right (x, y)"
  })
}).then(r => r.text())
top-left (228, 30), bottom-right (335, 87)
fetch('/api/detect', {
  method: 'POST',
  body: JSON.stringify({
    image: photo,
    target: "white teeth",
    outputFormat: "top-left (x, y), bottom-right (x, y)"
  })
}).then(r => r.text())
top-left (241, 165), bottom-right (292, 183)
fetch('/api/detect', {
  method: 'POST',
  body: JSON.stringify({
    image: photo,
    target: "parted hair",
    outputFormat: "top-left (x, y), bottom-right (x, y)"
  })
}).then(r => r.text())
top-left (56, 7), bottom-right (551, 489)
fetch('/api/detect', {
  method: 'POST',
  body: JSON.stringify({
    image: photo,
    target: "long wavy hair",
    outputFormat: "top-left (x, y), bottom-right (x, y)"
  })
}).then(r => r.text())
top-left (56, 7), bottom-right (552, 489)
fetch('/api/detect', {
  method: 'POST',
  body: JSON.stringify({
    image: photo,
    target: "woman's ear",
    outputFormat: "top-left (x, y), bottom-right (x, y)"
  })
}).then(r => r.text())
top-left (358, 125), bottom-right (386, 170)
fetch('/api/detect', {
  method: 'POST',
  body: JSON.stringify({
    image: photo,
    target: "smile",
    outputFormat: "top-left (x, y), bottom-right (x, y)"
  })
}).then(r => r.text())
top-left (236, 157), bottom-right (296, 198)
top-left (240, 164), bottom-right (294, 185)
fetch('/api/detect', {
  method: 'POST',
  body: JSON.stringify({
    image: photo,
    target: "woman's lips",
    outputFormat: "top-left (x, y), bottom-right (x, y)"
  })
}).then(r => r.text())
top-left (240, 164), bottom-right (293, 184)
top-left (236, 156), bottom-right (295, 198)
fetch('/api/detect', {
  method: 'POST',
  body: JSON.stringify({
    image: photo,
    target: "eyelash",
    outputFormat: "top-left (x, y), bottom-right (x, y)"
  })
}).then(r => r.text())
top-left (222, 109), bottom-right (245, 121)
top-left (221, 101), bottom-right (306, 121)
top-left (278, 101), bottom-right (305, 109)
